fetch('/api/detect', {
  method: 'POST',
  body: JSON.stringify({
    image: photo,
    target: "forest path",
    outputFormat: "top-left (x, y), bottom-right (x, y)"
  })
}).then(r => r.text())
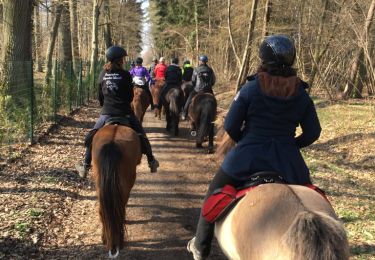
top-left (0, 102), bottom-right (225, 259)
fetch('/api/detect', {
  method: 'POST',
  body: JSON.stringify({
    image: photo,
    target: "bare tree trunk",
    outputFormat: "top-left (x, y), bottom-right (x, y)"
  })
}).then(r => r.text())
top-left (194, 0), bottom-right (199, 59)
top-left (227, 0), bottom-right (241, 69)
top-left (34, 3), bottom-right (43, 72)
top-left (235, 0), bottom-right (259, 93)
top-left (2, 0), bottom-right (33, 97)
top-left (59, 2), bottom-right (74, 79)
top-left (69, 0), bottom-right (80, 73)
top-left (343, 0), bottom-right (375, 99)
top-left (308, 0), bottom-right (329, 90)
top-left (90, 0), bottom-right (101, 77)
top-left (103, 0), bottom-right (113, 49)
top-left (261, 0), bottom-right (271, 39)
top-left (45, 2), bottom-right (63, 83)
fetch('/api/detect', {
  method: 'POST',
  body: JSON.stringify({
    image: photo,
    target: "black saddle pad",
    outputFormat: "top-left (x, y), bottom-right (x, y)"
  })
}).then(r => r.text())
top-left (105, 117), bottom-right (132, 128)
top-left (237, 171), bottom-right (286, 190)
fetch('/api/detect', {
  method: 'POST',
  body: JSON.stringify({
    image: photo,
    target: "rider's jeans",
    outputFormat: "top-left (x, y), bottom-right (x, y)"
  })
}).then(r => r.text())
top-left (194, 168), bottom-right (242, 257)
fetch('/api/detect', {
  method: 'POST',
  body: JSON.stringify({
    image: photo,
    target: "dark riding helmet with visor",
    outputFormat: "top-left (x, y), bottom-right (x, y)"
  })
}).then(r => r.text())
top-left (136, 57), bottom-right (143, 65)
top-left (259, 35), bottom-right (296, 67)
top-left (106, 46), bottom-right (127, 62)
top-left (199, 55), bottom-right (208, 63)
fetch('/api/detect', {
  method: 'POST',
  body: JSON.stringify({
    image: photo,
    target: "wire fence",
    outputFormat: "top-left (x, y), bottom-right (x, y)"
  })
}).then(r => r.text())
top-left (0, 59), bottom-right (104, 163)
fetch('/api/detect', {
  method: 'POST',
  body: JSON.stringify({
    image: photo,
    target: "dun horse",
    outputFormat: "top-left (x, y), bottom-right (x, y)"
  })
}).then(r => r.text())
top-left (163, 87), bottom-right (184, 136)
top-left (151, 79), bottom-right (165, 119)
top-left (132, 87), bottom-right (150, 123)
top-left (92, 124), bottom-right (142, 258)
top-left (213, 135), bottom-right (349, 260)
top-left (188, 93), bottom-right (217, 153)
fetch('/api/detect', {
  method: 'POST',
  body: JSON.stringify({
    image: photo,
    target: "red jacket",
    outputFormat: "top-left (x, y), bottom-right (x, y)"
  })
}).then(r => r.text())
top-left (154, 63), bottom-right (167, 80)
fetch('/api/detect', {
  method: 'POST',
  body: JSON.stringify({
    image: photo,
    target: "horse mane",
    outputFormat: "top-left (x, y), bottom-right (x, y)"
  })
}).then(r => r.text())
top-left (215, 127), bottom-right (236, 162)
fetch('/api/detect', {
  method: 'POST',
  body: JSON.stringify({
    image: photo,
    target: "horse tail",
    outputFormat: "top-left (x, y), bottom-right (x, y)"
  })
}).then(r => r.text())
top-left (197, 96), bottom-right (217, 144)
top-left (283, 210), bottom-right (349, 260)
top-left (98, 141), bottom-right (125, 252)
top-left (169, 89), bottom-right (181, 116)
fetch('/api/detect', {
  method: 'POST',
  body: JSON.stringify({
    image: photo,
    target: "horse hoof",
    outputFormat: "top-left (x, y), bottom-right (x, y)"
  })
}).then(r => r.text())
top-left (207, 148), bottom-right (214, 154)
top-left (196, 143), bottom-right (203, 149)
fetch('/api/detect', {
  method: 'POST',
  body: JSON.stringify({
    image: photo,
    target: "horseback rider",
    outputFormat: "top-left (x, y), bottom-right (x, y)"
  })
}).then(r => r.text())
top-left (149, 57), bottom-right (158, 79)
top-left (187, 35), bottom-right (322, 260)
top-left (130, 57), bottom-right (154, 109)
top-left (75, 46), bottom-right (159, 178)
top-left (154, 57), bottom-right (167, 80)
top-left (182, 55), bottom-right (216, 120)
top-left (156, 57), bottom-right (183, 110)
top-left (182, 60), bottom-right (194, 82)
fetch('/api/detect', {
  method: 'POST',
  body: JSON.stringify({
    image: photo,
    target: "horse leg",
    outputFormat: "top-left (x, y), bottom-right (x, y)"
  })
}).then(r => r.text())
top-left (207, 123), bottom-right (214, 154)
top-left (166, 108), bottom-right (171, 132)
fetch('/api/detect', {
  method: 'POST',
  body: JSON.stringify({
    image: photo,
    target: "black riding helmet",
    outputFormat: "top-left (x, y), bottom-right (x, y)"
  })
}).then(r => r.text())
top-left (259, 35), bottom-right (296, 67)
top-left (184, 60), bottom-right (191, 65)
top-left (106, 46), bottom-right (127, 62)
top-left (172, 57), bottom-right (179, 64)
top-left (136, 57), bottom-right (143, 65)
top-left (199, 55), bottom-right (208, 63)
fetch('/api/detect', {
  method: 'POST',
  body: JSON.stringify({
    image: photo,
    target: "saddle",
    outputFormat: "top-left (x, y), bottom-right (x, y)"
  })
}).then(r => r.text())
top-left (202, 171), bottom-right (328, 223)
top-left (104, 116), bottom-right (132, 128)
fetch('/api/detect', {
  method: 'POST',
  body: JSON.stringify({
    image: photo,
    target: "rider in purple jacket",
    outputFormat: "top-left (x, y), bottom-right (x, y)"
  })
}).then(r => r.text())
top-left (130, 57), bottom-right (154, 109)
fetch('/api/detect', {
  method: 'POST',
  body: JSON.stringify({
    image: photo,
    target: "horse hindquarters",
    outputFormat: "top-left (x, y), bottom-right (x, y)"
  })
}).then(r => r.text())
top-left (196, 97), bottom-right (217, 152)
top-left (92, 126), bottom-right (141, 255)
top-left (215, 184), bottom-right (349, 260)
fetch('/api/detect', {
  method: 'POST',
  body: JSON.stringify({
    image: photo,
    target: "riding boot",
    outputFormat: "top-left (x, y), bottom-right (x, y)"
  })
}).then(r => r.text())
top-left (139, 135), bottom-right (159, 173)
top-left (76, 129), bottom-right (97, 178)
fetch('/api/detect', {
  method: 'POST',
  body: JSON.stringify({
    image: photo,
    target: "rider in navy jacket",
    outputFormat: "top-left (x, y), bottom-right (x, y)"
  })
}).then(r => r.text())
top-left (187, 35), bottom-right (322, 260)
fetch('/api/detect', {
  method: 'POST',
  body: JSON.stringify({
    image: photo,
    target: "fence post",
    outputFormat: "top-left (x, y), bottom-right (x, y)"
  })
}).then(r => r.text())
top-left (69, 62), bottom-right (73, 112)
top-left (79, 60), bottom-right (83, 105)
top-left (29, 61), bottom-right (34, 145)
top-left (53, 60), bottom-right (58, 123)
top-left (87, 62), bottom-right (90, 103)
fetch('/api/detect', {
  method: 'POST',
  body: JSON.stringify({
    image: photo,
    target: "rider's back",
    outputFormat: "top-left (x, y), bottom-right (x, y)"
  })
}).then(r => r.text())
top-left (222, 72), bottom-right (321, 184)
top-left (99, 69), bottom-right (134, 116)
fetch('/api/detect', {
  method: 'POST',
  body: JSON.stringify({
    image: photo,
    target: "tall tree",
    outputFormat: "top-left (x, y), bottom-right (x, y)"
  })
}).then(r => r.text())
top-left (69, 0), bottom-right (80, 73)
top-left (1, 0), bottom-right (33, 98)
top-left (343, 0), bottom-right (375, 98)
top-left (103, 0), bottom-right (113, 49)
top-left (90, 0), bottom-right (102, 77)
top-left (34, 2), bottom-right (43, 72)
top-left (45, 2), bottom-right (63, 83)
top-left (59, 2), bottom-right (74, 79)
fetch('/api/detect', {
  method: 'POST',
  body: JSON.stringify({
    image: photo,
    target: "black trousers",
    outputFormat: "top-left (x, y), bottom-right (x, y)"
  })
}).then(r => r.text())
top-left (195, 168), bottom-right (242, 257)
top-left (84, 114), bottom-right (154, 166)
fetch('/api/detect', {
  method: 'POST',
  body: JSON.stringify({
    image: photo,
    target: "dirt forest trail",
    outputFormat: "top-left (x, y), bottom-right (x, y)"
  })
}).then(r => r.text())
top-left (0, 102), bottom-right (226, 259)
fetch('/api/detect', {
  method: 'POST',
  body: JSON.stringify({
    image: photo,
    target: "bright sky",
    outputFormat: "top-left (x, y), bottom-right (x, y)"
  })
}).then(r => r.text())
top-left (141, 0), bottom-right (151, 54)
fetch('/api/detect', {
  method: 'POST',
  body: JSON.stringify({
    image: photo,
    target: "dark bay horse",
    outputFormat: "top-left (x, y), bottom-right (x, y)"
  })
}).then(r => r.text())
top-left (213, 133), bottom-right (349, 260)
top-left (151, 79), bottom-right (165, 119)
top-left (92, 125), bottom-right (142, 258)
top-left (188, 93), bottom-right (217, 153)
top-left (163, 87), bottom-right (184, 136)
top-left (132, 86), bottom-right (150, 123)
top-left (181, 81), bottom-right (194, 105)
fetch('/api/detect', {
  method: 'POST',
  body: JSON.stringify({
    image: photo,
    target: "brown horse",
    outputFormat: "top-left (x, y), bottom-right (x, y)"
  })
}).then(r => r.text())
top-left (151, 79), bottom-right (165, 119)
top-left (92, 125), bottom-right (142, 257)
top-left (213, 135), bottom-right (349, 260)
top-left (188, 93), bottom-right (217, 153)
top-left (132, 86), bottom-right (150, 123)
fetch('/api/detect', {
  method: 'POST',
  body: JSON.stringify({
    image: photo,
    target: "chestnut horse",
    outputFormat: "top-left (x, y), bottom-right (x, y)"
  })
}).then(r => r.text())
top-left (188, 93), bottom-right (217, 153)
top-left (92, 125), bottom-right (142, 258)
top-left (151, 79), bottom-right (165, 119)
top-left (213, 135), bottom-right (349, 260)
top-left (132, 86), bottom-right (150, 123)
